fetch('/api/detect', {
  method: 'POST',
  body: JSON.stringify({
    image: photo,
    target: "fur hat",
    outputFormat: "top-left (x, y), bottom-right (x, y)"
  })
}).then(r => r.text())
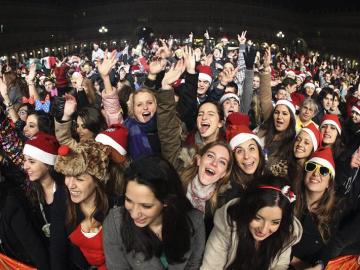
top-left (55, 141), bottom-right (110, 183)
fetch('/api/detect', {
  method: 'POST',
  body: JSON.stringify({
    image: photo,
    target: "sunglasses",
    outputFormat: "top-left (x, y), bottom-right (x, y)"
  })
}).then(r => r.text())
top-left (305, 162), bottom-right (330, 177)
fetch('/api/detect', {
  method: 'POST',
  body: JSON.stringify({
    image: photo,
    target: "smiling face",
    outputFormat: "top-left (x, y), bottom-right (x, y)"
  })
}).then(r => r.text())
top-left (322, 94), bottom-right (334, 110)
top-left (196, 145), bottom-right (230, 186)
top-left (305, 86), bottom-right (315, 97)
top-left (124, 181), bottom-right (164, 228)
top-left (76, 116), bottom-right (94, 142)
top-left (23, 155), bottom-right (49, 182)
top-left (65, 173), bottom-right (97, 204)
top-left (197, 103), bottom-right (223, 142)
top-left (223, 98), bottom-right (240, 118)
top-left (133, 91), bottom-right (157, 123)
top-left (234, 139), bottom-right (260, 175)
top-left (23, 114), bottom-right (39, 139)
top-left (293, 131), bottom-right (314, 159)
top-left (273, 105), bottom-right (291, 132)
top-left (249, 206), bottom-right (282, 243)
top-left (299, 104), bottom-right (316, 123)
top-left (352, 110), bottom-right (360, 124)
top-left (320, 124), bottom-right (338, 145)
top-left (197, 79), bottom-right (211, 96)
top-left (304, 165), bottom-right (331, 195)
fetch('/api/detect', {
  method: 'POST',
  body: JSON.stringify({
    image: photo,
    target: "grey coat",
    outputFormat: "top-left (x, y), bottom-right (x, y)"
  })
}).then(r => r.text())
top-left (103, 206), bottom-right (205, 270)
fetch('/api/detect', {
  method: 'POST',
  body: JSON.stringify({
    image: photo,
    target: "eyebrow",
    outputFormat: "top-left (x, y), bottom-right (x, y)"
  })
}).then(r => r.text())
top-left (257, 214), bottom-right (281, 222)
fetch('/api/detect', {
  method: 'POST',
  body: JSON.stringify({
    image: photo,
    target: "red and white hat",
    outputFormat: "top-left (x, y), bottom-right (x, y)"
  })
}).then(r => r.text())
top-left (197, 65), bottom-right (213, 84)
top-left (95, 124), bottom-right (128, 156)
top-left (225, 113), bottom-right (262, 150)
top-left (352, 104), bottom-right (360, 115)
top-left (307, 147), bottom-right (335, 178)
top-left (219, 93), bottom-right (240, 105)
top-left (23, 132), bottom-right (59, 165)
top-left (320, 114), bottom-right (342, 135)
top-left (301, 122), bottom-right (322, 151)
top-left (304, 82), bottom-right (315, 89)
top-left (290, 92), bottom-right (305, 110)
top-left (275, 99), bottom-right (296, 117)
top-left (227, 124), bottom-right (263, 150)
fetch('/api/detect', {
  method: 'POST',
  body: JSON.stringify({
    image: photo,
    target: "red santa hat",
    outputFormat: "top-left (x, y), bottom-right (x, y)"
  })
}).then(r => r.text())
top-left (197, 65), bottom-right (213, 84)
top-left (301, 122), bottom-right (322, 151)
top-left (219, 93), bottom-right (240, 105)
top-left (320, 114), bottom-right (342, 135)
top-left (23, 132), bottom-right (59, 165)
top-left (275, 99), bottom-right (296, 117)
top-left (307, 147), bottom-right (335, 178)
top-left (225, 113), bottom-right (262, 149)
top-left (290, 92), bottom-right (305, 110)
top-left (352, 104), bottom-right (360, 115)
top-left (95, 124), bottom-right (128, 156)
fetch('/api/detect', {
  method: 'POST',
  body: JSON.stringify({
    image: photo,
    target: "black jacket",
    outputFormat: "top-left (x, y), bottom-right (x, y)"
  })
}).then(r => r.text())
top-left (0, 183), bottom-right (50, 270)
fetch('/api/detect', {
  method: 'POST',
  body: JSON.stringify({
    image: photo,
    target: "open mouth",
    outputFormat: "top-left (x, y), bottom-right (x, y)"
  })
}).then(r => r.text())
top-left (142, 111), bottom-right (151, 121)
top-left (242, 161), bottom-right (255, 170)
top-left (205, 168), bottom-right (215, 176)
top-left (69, 190), bottom-right (81, 196)
top-left (199, 122), bottom-right (210, 134)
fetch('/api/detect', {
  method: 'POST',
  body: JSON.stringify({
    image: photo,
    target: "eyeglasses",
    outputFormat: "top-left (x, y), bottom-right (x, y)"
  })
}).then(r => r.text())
top-left (305, 162), bottom-right (330, 177)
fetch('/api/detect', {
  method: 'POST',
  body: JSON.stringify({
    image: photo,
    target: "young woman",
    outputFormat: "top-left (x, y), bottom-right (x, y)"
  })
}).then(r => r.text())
top-left (225, 113), bottom-right (265, 198)
top-left (201, 175), bottom-right (302, 270)
top-left (0, 132), bottom-right (60, 270)
top-left (124, 88), bottom-right (161, 160)
top-left (55, 93), bottom-right (105, 148)
top-left (103, 155), bottom-right (205, 269)
top-left (52, 140), bottom-right (111, 270)
top-left (292, 123), bottom-right (322, 186)
top-left (319, 114), bottom-right (344, 160)
top-left (257, 48), bottom-right (296, 178)
top-left (257, 99), bottom-right (297, 178)
top-left (23, 111), bottom-right (53, 139)
top-left (291, 147), bottom-right (340, 269)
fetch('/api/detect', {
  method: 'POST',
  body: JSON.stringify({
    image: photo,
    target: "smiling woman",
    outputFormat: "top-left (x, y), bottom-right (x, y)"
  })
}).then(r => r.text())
top-left (103, 155), bottom-right (205, 270)
top-left (201, 176), bottom-right (302, 270)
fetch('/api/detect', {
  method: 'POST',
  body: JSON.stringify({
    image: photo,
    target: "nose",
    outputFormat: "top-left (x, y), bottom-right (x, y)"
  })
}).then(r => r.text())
top-left (23, 160), bottom-right (29, 170)
top-left (259, 221), bottom-right (270, 234)
top-left (66, 177), bottom-right (76, 189)
top-left (243, 149), bottom-right (249, 159)
top-left (131, 205), bottom-right (142, 219)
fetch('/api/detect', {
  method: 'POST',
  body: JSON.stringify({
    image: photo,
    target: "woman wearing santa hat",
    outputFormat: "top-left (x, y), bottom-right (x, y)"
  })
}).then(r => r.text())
top-left (319, 114), bottom-right (345, 160)
top-left (224, 112), bottom-right (265, 199)
top-left (256, 48), bottom-right (297, 178)
top-left (291, 147), bottom-right (342, 269)
top-left (0, 132), bottom-right (61, 269)
top-left (51, 141), bottom-right (111, 270)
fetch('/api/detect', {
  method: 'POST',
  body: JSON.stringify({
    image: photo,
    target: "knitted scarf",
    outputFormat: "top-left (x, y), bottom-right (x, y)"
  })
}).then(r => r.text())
top-left (124, 116), bottom-right (156, 160)
top-left (186, 175), bottom-right (216, 213)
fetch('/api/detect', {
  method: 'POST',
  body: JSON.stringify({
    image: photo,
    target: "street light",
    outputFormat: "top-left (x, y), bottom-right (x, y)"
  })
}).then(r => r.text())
top-left (99, 26), bottom-right (108, 33)
top-left (276, 31), bottom-right (285, 39)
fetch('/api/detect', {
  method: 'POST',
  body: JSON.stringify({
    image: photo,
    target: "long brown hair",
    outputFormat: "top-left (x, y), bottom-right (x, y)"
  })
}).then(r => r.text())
top-left (294, 171), bottom-right (337, 242)
top-left (66, 176), bottom-right (109, 228)
top-left (82, 78), bottom-right (97, 104)
top-left (180, 141), bottom-right (233, 212)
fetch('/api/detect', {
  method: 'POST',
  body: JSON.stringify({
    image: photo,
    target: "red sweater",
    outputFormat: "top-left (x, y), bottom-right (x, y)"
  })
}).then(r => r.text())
top-left (69, 225), bottom-right (107, 270)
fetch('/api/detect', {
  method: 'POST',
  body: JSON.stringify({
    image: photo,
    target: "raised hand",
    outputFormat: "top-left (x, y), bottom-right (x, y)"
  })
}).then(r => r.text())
top-left (243, 45), bottom-right (257, 70)
top-left (263, 47), bottom-right (272, 70)
top-left (157, 39), bottom-right (171, 59)
top-left (0, 77), bottom-right (10, 104)
top-left (219, 67), bottom-right (239, 86)
top-left (204, 30), bottom-right (210, 40)
top-left (237, 31), bottom-right (247, 45)
top-left (149, 56), bottom-right (167, 75)
top-left (161, 59), bottom-right (186, 90)
top-left (182, 46), bottom-right (196, 74)
top-left (62, 93), bottom-right (77, 120)
top-left (26, 63), bottom-right (37, 83)
top-left (98, 50), bottom-right (117, 77)
top-left (204, 54), bottom-right (213, 66)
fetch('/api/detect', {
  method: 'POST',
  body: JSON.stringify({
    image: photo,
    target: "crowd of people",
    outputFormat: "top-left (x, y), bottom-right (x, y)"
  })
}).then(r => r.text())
top-left (0, 30), bottom-right (359, 270)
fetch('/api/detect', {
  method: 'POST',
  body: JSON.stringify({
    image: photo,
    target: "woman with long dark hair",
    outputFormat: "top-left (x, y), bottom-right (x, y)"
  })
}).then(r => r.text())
top-left (51, 140), bottom-right (111, 270)
top-left (201, 175), bottom-right (302, 270)
top-left (103, 155), bottom-right (205, 269)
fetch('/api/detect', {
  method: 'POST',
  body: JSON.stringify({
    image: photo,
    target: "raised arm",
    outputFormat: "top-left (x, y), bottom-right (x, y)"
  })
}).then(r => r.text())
top-left (259, 47), bottom-right (273, 121)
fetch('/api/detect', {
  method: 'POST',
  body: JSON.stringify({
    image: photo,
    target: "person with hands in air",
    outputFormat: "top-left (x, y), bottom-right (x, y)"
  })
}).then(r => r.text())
top-left (98, 50), bottom-right (124, 126)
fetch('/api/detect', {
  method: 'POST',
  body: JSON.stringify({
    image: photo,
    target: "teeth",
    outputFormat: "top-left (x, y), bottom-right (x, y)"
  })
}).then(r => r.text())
top-left (205, 168), bottom-right (215, 175)
top-left (70, 191), bottom-right (80, 195)
top-left (142, 112), bottom-right (150, 116)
